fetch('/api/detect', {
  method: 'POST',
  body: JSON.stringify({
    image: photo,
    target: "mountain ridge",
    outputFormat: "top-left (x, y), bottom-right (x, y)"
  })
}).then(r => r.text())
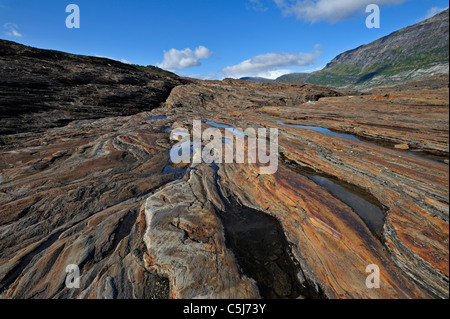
top-left (243, 9), bottom-right (449, 90)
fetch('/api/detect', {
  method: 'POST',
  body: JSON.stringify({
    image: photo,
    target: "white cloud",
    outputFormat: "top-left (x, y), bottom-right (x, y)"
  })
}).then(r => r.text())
top-left (274, 0), bottom-right (406, 24)
top-left (95, 55), bottom-right (132, 64)
top-left (157, 46), bottom-right (212, 70)
top-left (247, 0), bottom-right (269, 12)
top-left (120, 58), bottom-right (132, 64)
top-left (419, 6), bottom-right (448, 21)
top-left (301, 65), bottom-right (324, 73)
top-left (221, 45), bottom-right (322, 78)
top-left (3, 23), bottom-right (22, 37)
top-left (252, 69), bottom-right (295, 79)
top-left (183, 72), bottom-right (226, 81)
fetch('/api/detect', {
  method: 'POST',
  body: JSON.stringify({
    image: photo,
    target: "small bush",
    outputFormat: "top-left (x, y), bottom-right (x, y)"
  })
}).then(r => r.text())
top-left (0, 136), bottom-right (12, 145)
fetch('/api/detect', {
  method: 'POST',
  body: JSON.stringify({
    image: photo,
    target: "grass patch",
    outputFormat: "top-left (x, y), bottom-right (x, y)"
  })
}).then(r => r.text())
top-left (132, 64), bottom-right (177, 77)
top-left (0, 136), bottom-right (12, 146)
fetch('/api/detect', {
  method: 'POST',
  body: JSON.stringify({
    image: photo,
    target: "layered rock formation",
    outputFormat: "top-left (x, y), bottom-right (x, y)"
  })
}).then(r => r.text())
top-left (0, 41), bottom-right (448, 299)
top-left (158, 76), bottom-right (449, 298)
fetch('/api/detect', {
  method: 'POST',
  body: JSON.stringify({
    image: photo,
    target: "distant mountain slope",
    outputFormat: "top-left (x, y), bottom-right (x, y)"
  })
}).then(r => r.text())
top-left (240, 76), bottom-right (274, 83)
top-left (274, 73), bottom-right (311, 83)
top-left (275, 9), bottom-right (449, 90)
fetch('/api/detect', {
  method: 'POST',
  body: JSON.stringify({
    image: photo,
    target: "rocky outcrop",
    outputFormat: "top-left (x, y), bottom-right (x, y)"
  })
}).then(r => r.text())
top-left (143, 165), bottom-right (260, 299)
top-left (0, 39), bottom-right (189, 135)
top-left (156, 76), bottom-right (449, 298)
top-left (0, 114), bottom-right (179, 298)
top-left (0, 40), bottom-right (448, 299)
top-left (165, 78), bottom-right (355, 110)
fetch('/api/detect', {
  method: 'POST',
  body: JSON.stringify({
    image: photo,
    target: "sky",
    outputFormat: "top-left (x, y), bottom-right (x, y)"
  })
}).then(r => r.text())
top-left (0, 0), bottom-right (448, 80)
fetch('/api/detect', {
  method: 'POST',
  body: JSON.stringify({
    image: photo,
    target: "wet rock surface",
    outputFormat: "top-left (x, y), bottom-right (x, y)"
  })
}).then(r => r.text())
top-left (214, 199), bottom-right (311, 299)
top-left (0, 42), bottom-right (448, 299)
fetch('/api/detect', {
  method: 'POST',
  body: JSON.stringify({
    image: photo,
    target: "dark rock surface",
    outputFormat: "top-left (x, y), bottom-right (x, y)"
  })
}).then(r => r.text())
top-left (0, 39), bottom-right (189, 135)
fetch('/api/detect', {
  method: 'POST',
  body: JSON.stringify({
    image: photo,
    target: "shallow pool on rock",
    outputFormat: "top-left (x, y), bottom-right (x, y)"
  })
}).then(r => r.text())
top-left (211, 163), bottom-right (322, 299)
top-left (205, 121), bottom-right (247, 138)
top-left (280, 155), bottom-right (386, 239)
top-left (276, 121), bottom-right (448, 163)
top-left (214, 200), bottom-right (321, 299)
top-left (147, 116), bottom-right (167, 120)
top-left (276, 121), bottom-right (360, 141)
top-left (306, 174), bottom-right (385, 236)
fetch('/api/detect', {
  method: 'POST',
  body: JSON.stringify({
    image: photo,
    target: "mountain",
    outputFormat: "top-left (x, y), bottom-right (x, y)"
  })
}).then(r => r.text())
top-left (274, 9), bottom-right (449, 90)
top-left (240, 76), bottom-right (274, 83)
top-left (275, 73), bottom-right (312, 83)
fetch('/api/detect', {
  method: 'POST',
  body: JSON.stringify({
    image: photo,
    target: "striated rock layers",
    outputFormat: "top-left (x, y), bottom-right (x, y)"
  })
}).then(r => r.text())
top-left (143, 165), bottom-right (260, 299)
top-left (0, 42), bottom-right (448, 299)
top-left (157, 76), bottom-right (449, 298)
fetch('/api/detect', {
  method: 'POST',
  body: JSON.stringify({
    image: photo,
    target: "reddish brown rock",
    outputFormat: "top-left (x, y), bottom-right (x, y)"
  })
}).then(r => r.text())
top-left (0, 50), bottom-right (448, 299)
top-left (143, 165), bottom-right (260, 299)
top-left (155, 75), bottom-right (449, 298)
top-left (394, 144), bottom-right (410, 150)
top-left (0, 113), bottom-right (178, 298)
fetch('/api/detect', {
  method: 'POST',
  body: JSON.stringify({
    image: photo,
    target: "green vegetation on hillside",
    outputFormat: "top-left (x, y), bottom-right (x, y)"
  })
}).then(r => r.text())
top-left (304, 44), bottom-right (449, 89)
top-left (275, 73), bottom-right (311, 83)
top-left (133, 64), bottom-right (177, 77)
top-left (272, 9), bottom-right (449, 90)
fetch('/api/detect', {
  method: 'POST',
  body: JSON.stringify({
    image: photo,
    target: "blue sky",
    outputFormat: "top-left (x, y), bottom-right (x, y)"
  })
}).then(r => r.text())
top-left (0, 0), bottom-right (448, 79)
